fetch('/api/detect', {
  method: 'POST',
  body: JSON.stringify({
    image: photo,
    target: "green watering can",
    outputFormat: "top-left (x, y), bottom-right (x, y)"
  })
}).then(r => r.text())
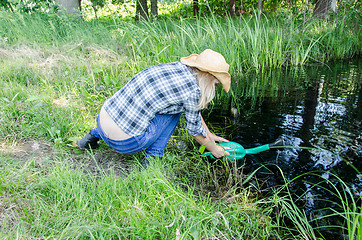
top-left (202, 139), bottom-right (285, 161)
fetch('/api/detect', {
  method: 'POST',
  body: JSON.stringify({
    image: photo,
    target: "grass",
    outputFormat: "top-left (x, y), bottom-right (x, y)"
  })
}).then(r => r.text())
top-left (1, 11), bottom-right (361, 71)
top-left (0, 153), bottom-right (281, 239)
top-left (0, 10), bottom-right (361, 239)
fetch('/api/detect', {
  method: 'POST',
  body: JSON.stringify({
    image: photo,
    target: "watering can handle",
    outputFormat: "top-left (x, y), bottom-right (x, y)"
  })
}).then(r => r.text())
top-left (202, 151), bottom-right (214, 158)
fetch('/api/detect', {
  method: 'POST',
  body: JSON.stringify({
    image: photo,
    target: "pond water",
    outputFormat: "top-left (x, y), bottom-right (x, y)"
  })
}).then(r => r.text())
top-left (205, 58), bottom-right (361, 235)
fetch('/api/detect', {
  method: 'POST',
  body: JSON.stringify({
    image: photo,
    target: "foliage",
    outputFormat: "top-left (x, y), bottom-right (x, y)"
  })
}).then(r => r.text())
top-left (154, 0), bottom-right (309, 18)
top-left (0, 0), bottom-right (56, 13)
top-left (0, 10), bottom-right (360, 239)
top-left (2, 0), bottom-right (359, 21)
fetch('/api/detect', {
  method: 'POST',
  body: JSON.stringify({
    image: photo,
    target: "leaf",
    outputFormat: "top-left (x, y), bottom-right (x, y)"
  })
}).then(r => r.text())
top-left (11, 92), bottom-right (20, 102)
top-left (68, 137), bottom-right (81, 142)
top-left (1, 97), bottom-right (10, 103)
top-left (242, 166), bottom-right (264, 185)
top-left (199, 145), bottom-right (206, 154)
top-left (25, 96), bottom-right (42, 102)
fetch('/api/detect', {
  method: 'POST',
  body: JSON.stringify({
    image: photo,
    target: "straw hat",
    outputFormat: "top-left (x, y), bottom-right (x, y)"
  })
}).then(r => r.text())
top-left (181, 49), bottom-right (231, 93)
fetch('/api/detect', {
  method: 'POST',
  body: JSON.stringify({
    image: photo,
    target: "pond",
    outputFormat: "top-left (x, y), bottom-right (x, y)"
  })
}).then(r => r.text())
top-left (205, 58), bottom-right (361, 236)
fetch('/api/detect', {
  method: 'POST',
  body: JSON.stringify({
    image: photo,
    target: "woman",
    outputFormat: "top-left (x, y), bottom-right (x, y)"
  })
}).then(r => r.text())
top-left (77, 49), bottom-right (231, 168)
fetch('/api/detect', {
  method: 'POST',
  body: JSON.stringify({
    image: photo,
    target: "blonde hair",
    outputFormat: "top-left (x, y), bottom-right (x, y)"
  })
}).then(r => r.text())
top-left (193, 69), bottom-right (217, 109)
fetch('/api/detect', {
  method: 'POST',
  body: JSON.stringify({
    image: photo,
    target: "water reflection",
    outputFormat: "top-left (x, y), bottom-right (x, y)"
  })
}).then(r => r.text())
top-left (206, 59), bottom-right (361, 215)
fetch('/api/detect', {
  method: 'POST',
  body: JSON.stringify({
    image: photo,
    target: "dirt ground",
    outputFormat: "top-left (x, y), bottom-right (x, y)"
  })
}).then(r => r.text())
top-left (0, 140), bottom-right (137, 176)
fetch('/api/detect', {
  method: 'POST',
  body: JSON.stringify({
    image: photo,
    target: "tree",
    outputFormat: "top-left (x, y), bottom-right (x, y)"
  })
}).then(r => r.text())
top-left (55, 0), bottom-right (81, 15)
top-left (313, 0), bottom-right (337, 18)
top-left (151, 0), bottom-right (158, 20)
top-left (229, 0), bottom-right (236, 17)
top-left (90, 0), bottom-right (105, 19)
top-left (193, 0), bottom-right (199, 17)
top-left (257, 0), bottom-right (263, 22)
top-left (136, 0), bottom-right (149, 20)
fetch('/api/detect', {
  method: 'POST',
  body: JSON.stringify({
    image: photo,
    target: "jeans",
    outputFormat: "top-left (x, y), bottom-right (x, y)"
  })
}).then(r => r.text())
top-left (90, 113), bottom-right (181, 158)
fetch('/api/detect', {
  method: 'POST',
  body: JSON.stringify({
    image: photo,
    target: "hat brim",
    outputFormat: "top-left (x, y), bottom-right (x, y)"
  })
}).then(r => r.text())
top-left (210, 72), bottom-right (231, 93)
top-left (181, 54), bottom-right (231, 93)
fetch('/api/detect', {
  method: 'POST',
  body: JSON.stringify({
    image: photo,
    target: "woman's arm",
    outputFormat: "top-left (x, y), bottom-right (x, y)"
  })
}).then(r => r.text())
top-left (193, 114), bottom-right (230, 158)
top-left (200, 115), bottom-right (229, 143)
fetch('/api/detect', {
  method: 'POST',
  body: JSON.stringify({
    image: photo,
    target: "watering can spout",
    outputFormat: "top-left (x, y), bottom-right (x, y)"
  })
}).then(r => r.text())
top-left (268, 139), bottom-right (285, 148)
top-left (244, 144), bottom-right (270, 155)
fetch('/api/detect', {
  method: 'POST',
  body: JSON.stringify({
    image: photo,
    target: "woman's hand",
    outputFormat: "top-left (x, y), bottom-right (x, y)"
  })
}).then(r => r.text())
top-left (194, 134), bottom-right (231, 159)
top-left (209, 143), bottom-right (230, 158)
top-left (207, 131), bottom-right (229, 143)
top-left (206, 132), bottom-right (231, 158)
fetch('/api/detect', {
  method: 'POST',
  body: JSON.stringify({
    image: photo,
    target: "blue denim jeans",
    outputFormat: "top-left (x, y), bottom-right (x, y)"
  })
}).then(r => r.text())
top-left (90, 113), bottom-right (181, 158)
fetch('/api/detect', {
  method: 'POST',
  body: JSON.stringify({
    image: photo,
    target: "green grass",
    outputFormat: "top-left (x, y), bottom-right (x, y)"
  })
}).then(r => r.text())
top-left (2, 152), bottom-right (360, 239)
top-left (0, 154), bottom-right (280, 239)
top-left (0, 10), bottom-right (361, 239)
top-left (1, 11), bottom-right (360, 72)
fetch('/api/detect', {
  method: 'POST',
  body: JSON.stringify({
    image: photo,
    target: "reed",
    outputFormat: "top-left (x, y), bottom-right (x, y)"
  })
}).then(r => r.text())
top-left (1, 11), bottom-right (360, 72)
top-left (271, 168), bottom-right (361, 239)
top-left (307, 171), bottom-right (362, 240)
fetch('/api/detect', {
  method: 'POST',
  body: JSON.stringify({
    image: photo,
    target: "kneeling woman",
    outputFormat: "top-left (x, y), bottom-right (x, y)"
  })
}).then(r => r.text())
top-left (77, 49), bottom-right (231, 167)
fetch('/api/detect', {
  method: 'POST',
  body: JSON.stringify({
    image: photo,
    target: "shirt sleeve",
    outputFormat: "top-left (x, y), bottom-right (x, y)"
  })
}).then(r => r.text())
top-left (183, 89), bottom-right (207, 137)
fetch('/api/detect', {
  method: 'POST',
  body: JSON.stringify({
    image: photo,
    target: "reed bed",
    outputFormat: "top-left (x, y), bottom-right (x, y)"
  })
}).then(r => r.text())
top-left (0, 11), bottom-right (360, 73)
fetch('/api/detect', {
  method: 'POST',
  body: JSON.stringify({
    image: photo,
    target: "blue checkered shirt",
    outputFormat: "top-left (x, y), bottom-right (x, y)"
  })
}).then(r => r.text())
top-left (103, 62), bottom-right (207, 137)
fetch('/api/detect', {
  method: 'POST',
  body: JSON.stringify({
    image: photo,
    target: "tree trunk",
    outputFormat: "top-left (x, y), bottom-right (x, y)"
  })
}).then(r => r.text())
top-left (330, 0), bottom-right (337, 12)
top-left (151, 0), bottom-right (158, 20)
top-left (257, 0), bottom-right (263, 18)
top-left (229, 0), bottom-right (235, 17)
top-left (55, 0), bottom-right (81, 15)
top-left (193, 0), bottom-right (199, 17)
top-left (238, 0), bottom-right (243, 31)
top-left (91, 4), bottom-right (98, 19)
top-left (257, 0), bottom-right (263, 23)
top-left (313, 0), bottom-right (337, 18)
top-left (136, 0), bottom-right (149, 21)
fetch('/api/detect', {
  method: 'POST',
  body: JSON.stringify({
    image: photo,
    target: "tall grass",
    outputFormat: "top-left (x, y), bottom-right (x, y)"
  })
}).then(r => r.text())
top-left (0, 11), bottom-right (360, 73)
top-left (0, 10), bottom-right (360, 239)
top-left (309, 171), bottom-right (362, 240)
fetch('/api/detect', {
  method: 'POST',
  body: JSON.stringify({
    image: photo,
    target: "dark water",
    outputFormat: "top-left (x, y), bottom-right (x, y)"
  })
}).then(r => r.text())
top-left (205, 58), bottom-right (361, 235)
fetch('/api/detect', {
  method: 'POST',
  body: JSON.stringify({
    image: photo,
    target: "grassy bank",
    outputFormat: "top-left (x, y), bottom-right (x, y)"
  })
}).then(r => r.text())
top-left (0, 11), bottom-right (361, 239)
top-left (2, 153), bottom-right (278, 239)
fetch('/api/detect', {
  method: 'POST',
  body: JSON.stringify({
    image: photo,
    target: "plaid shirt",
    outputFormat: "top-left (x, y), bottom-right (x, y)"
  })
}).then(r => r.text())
top-left (103, 62), bottom-right (206, 137)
